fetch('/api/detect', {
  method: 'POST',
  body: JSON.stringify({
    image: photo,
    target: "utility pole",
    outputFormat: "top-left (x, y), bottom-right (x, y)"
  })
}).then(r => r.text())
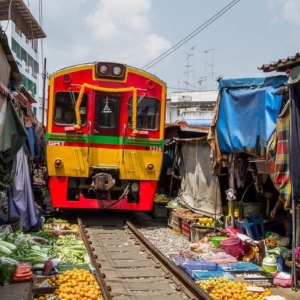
top-left (41, 58), bottom-right (47, 126)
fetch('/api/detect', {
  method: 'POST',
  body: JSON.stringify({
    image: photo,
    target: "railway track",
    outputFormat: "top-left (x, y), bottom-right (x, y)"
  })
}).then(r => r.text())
top-left (77, 211), bottom-right (211, 300)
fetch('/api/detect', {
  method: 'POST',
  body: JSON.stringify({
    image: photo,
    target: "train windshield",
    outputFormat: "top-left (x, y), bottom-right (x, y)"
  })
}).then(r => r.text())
top-left (94, 92), bottom-right (121, 136)
top-left (128, 97), bottom-right (160, 130)
top-left (54, 92), bottom-right (88, 125)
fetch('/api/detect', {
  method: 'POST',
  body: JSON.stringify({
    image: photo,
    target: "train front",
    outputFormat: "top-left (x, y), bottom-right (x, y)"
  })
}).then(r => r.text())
top-left (46, 62), bottom-right (166, 210)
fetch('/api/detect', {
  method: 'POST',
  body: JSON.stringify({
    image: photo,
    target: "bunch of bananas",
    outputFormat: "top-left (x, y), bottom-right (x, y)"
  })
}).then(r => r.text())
top-left (154, 194), bottom-right (169, 203)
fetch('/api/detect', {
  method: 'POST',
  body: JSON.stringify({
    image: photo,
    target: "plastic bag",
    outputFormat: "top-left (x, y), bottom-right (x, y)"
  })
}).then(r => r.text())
top-left (0, 257), bottom-right (18, 285)
top-left (0, 225), bottom-right (13, 241)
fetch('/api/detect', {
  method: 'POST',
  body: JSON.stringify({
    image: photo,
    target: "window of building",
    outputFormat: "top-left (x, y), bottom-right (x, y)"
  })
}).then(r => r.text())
top-left (33, 61), bottom-right (39, 78)
top-left (128, 97), bottom-right (160, 130)
top-left (11, 37), bottom-right (21, 59)
top-left (21, 47), bottom-right (28, 66)
top-left (54, 92), bottom-right (88, 126)
top-left (28, 55), bottom-right (34, 72)
top-left (32, 107), bottom-right (37, 116)
top-left (95, 93), bottom-right (120, 128)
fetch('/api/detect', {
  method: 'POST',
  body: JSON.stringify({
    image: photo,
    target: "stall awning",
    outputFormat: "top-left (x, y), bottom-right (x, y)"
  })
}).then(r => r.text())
top-left (217, 76), bottom-right (288, 154)
top-left (0, 0), bottom-right (46, 40)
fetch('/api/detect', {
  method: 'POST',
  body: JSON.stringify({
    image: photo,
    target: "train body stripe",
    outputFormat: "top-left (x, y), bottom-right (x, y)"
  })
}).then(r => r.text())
top-left (46, 133), bottom-right (164, 146)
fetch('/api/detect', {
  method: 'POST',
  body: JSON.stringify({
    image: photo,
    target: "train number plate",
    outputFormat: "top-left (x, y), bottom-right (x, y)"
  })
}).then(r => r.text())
top-left (149, 146), bottom-right (162, 152)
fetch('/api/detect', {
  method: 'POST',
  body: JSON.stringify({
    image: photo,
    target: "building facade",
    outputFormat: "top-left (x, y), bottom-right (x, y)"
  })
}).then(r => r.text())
top-left (2, 22), bottom-right (40, 117)
top-left (165, 90), bottom-right (218, 125)
top-left (0, 0), bottom-right (46, 123)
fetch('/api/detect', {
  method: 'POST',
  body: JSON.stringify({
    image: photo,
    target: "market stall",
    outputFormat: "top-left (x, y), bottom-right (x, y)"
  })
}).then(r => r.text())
top-left (0, 219), bottom-right (102, 300)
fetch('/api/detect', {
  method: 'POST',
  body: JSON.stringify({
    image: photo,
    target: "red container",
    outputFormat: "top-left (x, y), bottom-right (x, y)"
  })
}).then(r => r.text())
top-left (182, 219), bottom-right (191, 237)
top-left (220, 237), bottom-right (241, 258)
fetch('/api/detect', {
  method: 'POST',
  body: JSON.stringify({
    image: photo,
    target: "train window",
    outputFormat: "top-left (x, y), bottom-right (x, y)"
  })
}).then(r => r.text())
top-left (95, 95), bottom-right (119, 128)
top-left (54, 92), bottom-right (88, 125)
top-left (128, 97), bottom-right (160, 130)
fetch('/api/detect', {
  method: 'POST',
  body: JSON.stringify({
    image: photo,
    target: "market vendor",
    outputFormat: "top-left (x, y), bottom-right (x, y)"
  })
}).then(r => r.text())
top-left (270, 197), bottom-right (292, 243)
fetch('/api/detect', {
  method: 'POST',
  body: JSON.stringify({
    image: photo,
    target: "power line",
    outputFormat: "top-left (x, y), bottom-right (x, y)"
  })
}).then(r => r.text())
top-left (142, 0), bottom-right (240, 71)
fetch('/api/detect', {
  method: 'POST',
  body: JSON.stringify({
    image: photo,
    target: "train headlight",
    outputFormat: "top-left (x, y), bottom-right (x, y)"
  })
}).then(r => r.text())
top-left (131, 182), bottom-right (139, 192)
top-left (113, 66), bottom-right (122, 75)
top-left (99, 65), bottom-right (108, 74)
top-left (95, 62), bottom-right (125, 79)
top-left (54, 159), bottom-right (63, 167)
top-left (146, 163), bottom-right (154, 171)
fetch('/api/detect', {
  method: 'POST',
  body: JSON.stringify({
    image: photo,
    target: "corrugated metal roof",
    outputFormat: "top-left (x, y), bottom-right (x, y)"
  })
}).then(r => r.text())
top-left (258, 52), bottom-right (300, 73)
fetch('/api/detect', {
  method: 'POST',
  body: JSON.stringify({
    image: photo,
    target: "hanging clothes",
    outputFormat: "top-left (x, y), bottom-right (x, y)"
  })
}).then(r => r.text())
top-left (9, 146), bottom-right (38, 232)
top-left (266, 102), bottom-right (291, 208)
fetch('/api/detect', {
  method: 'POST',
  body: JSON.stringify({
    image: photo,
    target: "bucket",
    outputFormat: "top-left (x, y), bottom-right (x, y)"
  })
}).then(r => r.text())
top-left (220, 237), bottom-right (241, 258)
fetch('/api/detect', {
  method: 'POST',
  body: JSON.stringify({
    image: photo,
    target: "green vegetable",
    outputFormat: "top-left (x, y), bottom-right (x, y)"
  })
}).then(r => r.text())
top-left (0, 240), bottom-right (16, 250)
top-left (0, 244), bottom-right (12, 255)
top-left (0, 257), bottom-right (18, 285)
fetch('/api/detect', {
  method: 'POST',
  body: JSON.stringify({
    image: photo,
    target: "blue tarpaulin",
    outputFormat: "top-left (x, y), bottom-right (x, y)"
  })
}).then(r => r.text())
top-left (217, 75), bottom-right (288, 153)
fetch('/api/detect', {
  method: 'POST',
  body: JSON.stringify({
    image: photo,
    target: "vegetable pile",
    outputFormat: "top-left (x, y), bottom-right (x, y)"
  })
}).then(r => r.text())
top-left (0, 230), bottom-right (87, 266)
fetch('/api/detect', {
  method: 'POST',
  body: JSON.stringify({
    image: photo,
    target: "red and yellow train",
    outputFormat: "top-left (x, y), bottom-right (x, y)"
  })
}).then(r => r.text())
top-left (46, 62), bottom-right (166, 210)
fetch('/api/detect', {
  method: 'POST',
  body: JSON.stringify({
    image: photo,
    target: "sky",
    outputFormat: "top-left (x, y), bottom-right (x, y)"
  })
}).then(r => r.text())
top-left (27, 0), bottom-right (300, 97)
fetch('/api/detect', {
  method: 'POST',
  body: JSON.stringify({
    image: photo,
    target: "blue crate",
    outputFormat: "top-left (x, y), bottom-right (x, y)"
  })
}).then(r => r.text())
top-left (194, 271), bottom-right (234, 281)
top-left (183, 261), bottom-right (219, 278)
top-left (172, 257), bottom-right (202, 270)
top-left (219, 262), bottom-right (260, 272)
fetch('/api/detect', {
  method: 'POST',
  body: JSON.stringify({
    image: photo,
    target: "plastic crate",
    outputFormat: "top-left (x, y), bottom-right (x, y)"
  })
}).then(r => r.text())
top-left (201, 254), bottom-right (237, 265)
top-left (273, 277), bottom-right (292, 287)
top-left (194, 271), bottom-right (234, 281)
top-left (172, 257), bottom-right (196, 270)
top-left (219, 262), bottom-right (260, 272)
top-left (183, 261), bottom-right (219, 278)
top-left (56, 263), bottom-right (91, 273)
top-left (153, 202), bottom-right (168, 218)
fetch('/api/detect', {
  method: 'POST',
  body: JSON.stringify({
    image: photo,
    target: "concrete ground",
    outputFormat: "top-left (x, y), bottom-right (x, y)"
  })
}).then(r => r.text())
top-left (0, 281), bottom-right (31, 300)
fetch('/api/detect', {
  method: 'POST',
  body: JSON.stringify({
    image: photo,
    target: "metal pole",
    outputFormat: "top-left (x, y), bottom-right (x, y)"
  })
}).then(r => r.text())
top-left (289, 93), bottom-right (297, 289)
top-left (41, 58), bottom-right (47, 126)
top-left (229, 154), bottom-right (235, 230)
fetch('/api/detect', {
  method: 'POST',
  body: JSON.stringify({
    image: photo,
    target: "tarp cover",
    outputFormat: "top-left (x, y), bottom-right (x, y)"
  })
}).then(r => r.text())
top-left (0, 99), bottom-right (27, 162)
top-left (179, 141), bottom-right (222, 218)
top-left (217, 76), bottom-right (287, 153)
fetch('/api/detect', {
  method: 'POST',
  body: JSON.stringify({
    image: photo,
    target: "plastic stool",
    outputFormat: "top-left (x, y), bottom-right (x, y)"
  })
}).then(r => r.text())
top-left (235, 218), bottom-right (254, 239)
top-left (250, 215), bottom-right (265, 240)
top-left (235, 215), bottom-right (265, 240)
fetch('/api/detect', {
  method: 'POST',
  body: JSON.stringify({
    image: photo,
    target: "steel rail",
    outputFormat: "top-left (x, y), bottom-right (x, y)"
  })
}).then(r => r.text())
top-left (126, 221), bottom-right (212, 300)
top-left (77, 217), bottom-right (113, 300)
